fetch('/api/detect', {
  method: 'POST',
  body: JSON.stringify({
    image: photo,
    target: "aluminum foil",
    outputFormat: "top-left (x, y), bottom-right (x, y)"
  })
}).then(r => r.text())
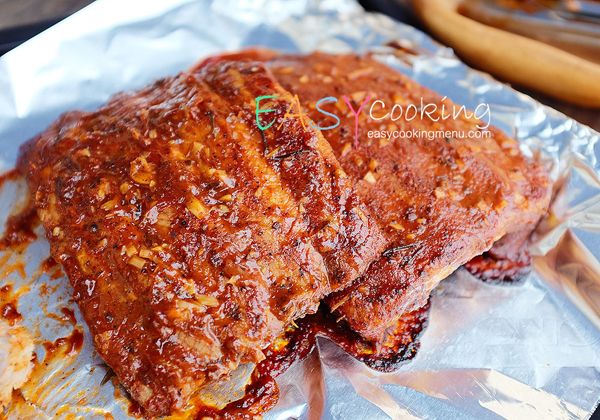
top-left (1, 0), bottom-right (600, 419)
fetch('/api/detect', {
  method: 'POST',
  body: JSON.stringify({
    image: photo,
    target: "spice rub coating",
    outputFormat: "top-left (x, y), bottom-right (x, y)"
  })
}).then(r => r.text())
top-left (17, 59), bottom-right (384, 416)
top-left (269, 52), bottom-right (552, 341)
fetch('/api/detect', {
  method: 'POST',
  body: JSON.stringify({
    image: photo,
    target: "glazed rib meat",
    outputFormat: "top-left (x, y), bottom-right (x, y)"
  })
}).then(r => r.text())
top-left (17, 60), bottom-right (384, 416)
top-left (268, 52), bottom-right (552, 341)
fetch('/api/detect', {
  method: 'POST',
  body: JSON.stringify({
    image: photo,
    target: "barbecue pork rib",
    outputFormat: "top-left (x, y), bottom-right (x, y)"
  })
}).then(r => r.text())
top-left (17, 60), bottom-right (384, 416)
top-left (268, 52), bottom-right (552, 342)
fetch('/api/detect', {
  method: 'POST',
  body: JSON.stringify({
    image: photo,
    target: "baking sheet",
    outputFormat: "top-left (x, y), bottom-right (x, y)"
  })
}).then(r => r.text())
top-left (1, 0), bottom-right (600, 419)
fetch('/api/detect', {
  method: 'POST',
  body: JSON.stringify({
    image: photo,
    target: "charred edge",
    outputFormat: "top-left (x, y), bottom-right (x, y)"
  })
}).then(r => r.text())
top-left (208, 111), bottom-right (215, 136)
top-left (382, 243), bottom-right (417, 258)
top-left (271, 150), bottom-right (311, 160)
top-left (260, 130), bottom-right (268, 156)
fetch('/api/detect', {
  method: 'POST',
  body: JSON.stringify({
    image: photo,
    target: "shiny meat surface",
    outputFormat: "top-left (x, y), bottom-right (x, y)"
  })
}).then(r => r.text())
top-left (17, 60), bottom-right (383, 416)
top-left (268, 52), bottom-right (552, 341)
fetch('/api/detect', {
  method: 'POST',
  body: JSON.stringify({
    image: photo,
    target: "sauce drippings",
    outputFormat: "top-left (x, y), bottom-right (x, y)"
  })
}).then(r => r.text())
top-left (40, 256), bottom-right (59, 274)
top-left (60, 307), bottom-right (77, 325)
top-left (0, 203), bottom-right (39, 251)
top-left (45, 307), bottom-right (78, 326)
top-left (39, 256), bottom-right (64, 281)
top-left (43, 329), bottom-right (84, 358)
top-left (50, 268), bottom-right (64, 280)
top-left (0, 168), bottom-right (20, 188)
top-left (2, 166), bottom-right (521, 417)
top-left (1, 301), bottom-right (22, 326)
top-left (0, 284), bottom-right (24, 325)
top-left (0, 257), bottom-right (27, 280)
top-left (190, 302), bottom-right (430, 420)
top-left (9, 330), bottom-right (84, 415)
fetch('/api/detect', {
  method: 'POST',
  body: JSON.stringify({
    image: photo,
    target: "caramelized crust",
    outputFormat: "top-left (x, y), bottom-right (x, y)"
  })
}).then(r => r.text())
top-left (17, 60), bottom-right (383, 416)
top-left (268, 52), bottom-right (552, 341)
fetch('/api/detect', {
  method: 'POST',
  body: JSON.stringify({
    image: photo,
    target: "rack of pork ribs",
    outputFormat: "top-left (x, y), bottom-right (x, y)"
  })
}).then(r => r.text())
top-left (15, 50), bottom-right (551, 418)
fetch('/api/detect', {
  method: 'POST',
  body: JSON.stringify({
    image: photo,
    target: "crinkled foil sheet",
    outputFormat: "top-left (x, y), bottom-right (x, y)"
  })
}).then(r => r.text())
top-left (1, 0), bottom-right (599, 419)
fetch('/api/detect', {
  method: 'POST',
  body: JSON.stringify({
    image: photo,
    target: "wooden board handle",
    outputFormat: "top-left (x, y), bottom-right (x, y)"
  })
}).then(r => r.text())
top-left (410, 0), bottom-right (600, 108)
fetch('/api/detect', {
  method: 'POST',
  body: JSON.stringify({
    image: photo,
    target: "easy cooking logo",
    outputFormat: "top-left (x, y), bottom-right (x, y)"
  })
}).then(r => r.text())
top-left (255, 94), bottom-right (492, 147)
